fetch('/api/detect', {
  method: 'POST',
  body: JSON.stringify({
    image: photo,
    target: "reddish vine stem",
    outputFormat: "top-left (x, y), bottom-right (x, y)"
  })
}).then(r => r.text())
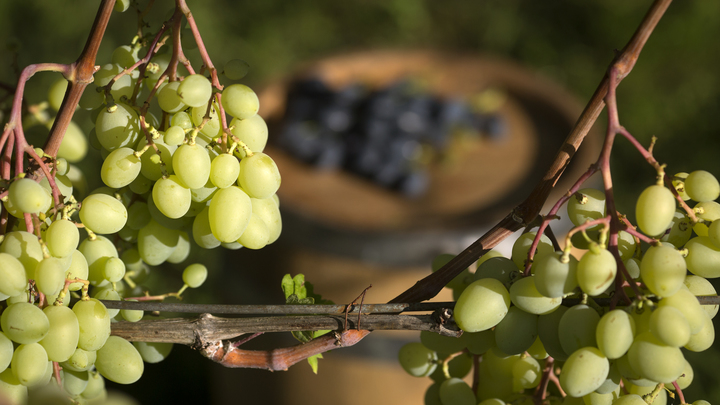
top-left (598, 67), bottom-right (641, 300)
top-left (672, 381), bottom-right (686, 404)
top-left (176, 0), bottom-right (221, 89)
top-left (124, 21), bottom-right (170, 106)
top-left (44, 0), bottom-right (117, 157)
top-left (201, 329), bottom-right (370, 371)
top-left (534, 356), bottom-right (557, 405)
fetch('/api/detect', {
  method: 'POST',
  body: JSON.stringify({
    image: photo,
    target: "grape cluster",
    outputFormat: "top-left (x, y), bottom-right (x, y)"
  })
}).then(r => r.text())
top-left (399, 171), bottom-right (720, 405)
top-left (0, 7), bottom-right (282, 404)
top-left (276, 78), bottom-right (506, 197)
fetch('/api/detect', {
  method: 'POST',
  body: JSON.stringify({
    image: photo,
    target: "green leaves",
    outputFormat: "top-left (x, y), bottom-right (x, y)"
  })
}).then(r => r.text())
top-left (281, 274), bottom-right (334, 372)
top-left (281, 273), bottom-right (334, 306)
top-left (281, 273), bottom-right (313, 305)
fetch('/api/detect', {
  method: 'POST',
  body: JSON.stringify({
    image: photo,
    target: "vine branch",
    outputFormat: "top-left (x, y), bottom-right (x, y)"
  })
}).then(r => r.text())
top-left (110, 313), bottom-right (461, 346)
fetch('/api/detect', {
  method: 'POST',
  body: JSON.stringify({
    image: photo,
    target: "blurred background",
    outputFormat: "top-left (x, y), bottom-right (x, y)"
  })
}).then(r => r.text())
top-left (1, 0), bottom-right (719, 404)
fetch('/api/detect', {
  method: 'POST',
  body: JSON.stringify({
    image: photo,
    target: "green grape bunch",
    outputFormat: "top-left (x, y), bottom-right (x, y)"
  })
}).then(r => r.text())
top-left (0, 1), bottom-right (282, 403)
top-left (401, 165), bottom-right (720, 405)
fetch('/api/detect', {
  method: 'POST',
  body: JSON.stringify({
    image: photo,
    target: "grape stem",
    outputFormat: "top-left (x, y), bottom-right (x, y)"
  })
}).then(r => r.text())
top-left (43, 0), bottom-right (117, 157)
top-left (672, 381), bottom-right (686, 404)
top-left (52, 361), bottom-right (62, 388)
top-left (534, 356), bottom-right (561, 404)
top-left (176, 0), bottom-right (221, 90)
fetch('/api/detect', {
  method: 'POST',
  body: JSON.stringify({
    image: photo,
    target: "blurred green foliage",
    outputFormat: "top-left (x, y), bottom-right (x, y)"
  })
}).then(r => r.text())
top-left (1, 0), bottom-right (719, 209)
top-left (1, 0), bottom-right (719, 403)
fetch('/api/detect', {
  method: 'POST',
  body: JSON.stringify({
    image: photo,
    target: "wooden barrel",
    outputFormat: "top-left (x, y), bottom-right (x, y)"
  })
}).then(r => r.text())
top-left (250, 49), bottom-right (600, 405)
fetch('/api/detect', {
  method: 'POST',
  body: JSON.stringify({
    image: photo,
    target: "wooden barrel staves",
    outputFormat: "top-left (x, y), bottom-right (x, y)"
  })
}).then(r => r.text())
top-left (253, 50), bottom-right (601, 405)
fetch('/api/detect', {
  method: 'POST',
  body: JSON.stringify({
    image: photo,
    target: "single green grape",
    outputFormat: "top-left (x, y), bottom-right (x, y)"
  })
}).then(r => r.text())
top-left (79, 193), bottom-right (128, 234)
top-left (512, 356), bottom-right (542, 390)
top-left (558, 304), bottom-right (599, 356)
top-left (221, 84), bottom-right (259, 119)
top-left (133, 341), bottom-right (173, 364)
top-left (45, 218), bottom-right (80, 259)
top-left (559, 347), bottom-right (609, 397)
top-left (137, 219), bottom-right (180, 266)
top-left (397, 342), bottom-right (437, 377)
top-left (208, 186), bottom-right (252, 243)
top-left (164, 125), bottom-right (186, 146)
top-left (649, 305), bottom-right (690, 347)
top-left (0, 253), bottom-right (28, 297)
top-left (210, 153), bottom-right (241, 189)
top-left (173, 144), bottom-right (212, 189)
top-left (627, 331), bottom-right (685, 383)
top-left (229, 115), bottom-right (268, 158)
top-left (183, 264), bottom-right (208, 288)
top-left (532, 251), bottom-right (578, 298)
top-left (222, 59), bottom-right (250, 80)
top-left (635, 184), bottom-right (676, 236)
top-left (95, 336), bottom-right (144, 384)
top-left (177, 74), bottom-right (212, 108)
top-left (9, 178), bottom-right (52, 215)
top-left (152, 175), bottom-right (191, 219)
top-left (639, 244), bottom-right (686, 297)
top-left (510, 232), bottom-right (554, 270)
top-left (439, 377), bottom-right (476, 405)
top-left (11, 343), bottom-right (49, 387)
top-left (493, 306), bottom-right (538, 355)
top-left (39, 305), bottom-right (79, 363)
top-left (454, 278), bottom-right (510, 333)
top-left (101, 147), bottom-right (141, 188)
top-left (157, 81), bottom-right (187, 114)
top-left (237, 213), bottom-right (270, 250)
top-left (237, 152), bottom-right (281, 199)
top-left (95, 102), bottom-right (141, 151)
top-left (566, 188), bottom-right (606, 229)
top-left (685, 170), bottom-right (720, 202)
top-left (35, 257), bottom-right (65, 297)
top-left (72, 299), bottom-right (111, 352)
top-left (420, 330), bottom-right (466, 355)
top-left (576, 246), bottom-right (616, 296)
top-left (509, 275), bottom-right (562, 315)
top-left (596, 309), bottom-right (635, 359)
top-left (1, 303), bottom-right (50, 344)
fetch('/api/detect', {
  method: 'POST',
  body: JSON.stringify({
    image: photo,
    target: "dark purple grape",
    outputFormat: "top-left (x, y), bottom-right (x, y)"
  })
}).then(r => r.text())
top-left (320, 106), bottom-right (352, 133)
top-left (278, 122), bottom-right (323, 162)
top-left (314, 137), bottom-right (346, 170)
top-left (483, 115), bottom-right (507, 141)
top-left (397, 170), bottom-right (429, 198)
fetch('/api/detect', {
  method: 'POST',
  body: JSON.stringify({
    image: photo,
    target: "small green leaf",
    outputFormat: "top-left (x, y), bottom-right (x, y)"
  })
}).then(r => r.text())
top-left (307, 353), bottom-right (323, 374)
top-left (281, 274), bottom-right (294, 300)
top-left (293, 274), bottom-right (307, 300)
top-left (297, 297), bottom-right (314, 305)
top-left (313, 329), bottom-right (331, 338)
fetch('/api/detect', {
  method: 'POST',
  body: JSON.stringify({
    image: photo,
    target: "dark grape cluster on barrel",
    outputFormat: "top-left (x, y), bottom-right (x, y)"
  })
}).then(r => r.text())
top-left (276, 78), bottom-right (507, 198)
